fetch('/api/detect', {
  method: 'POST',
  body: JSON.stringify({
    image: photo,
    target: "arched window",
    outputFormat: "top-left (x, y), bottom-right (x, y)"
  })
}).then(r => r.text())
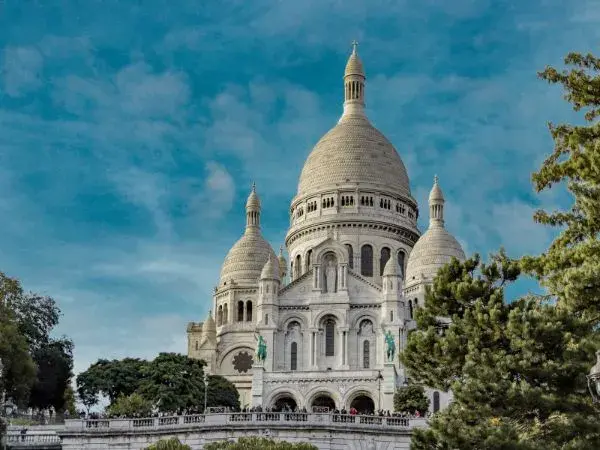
top-left (295, 254), bottom-right (302, 278)
top-left (265, 313), bottom-right (269, 325)
top-left (306, 249), bottom-right (312, 271)
top-left (398, 251), bottom-right (406, 277)
top-left (325, 319), bottom-right (335, 357)
top-left (345, 244), bottom-right (354, 269)
top-left (246, 301), bottom-right (253, 322)
top-left (291, 342), bottom-right (298, 371)
top-left (223, 304), bottom-right (228, 324)
top-left (409, 300), bottom-right (413, 319)
top-left (237, 301), bottom-right (244, 322)
top-left (363, 340), bottom-right (370, 368)
top-left (433, 391), bottom-right (440, 413)
top-left (389, 310), bottom-right (394, 322)
top-left (361, 245), bottom-right (373, 277)
top-left (380, 247), bottom-right (391, 276)
top-left (195, 341), bottom-right (198, 351)
top-left (217, 306), bottom-right (223, 326)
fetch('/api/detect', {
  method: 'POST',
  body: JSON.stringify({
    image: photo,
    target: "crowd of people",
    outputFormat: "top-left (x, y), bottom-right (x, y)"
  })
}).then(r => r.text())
top-left (79, 405), bottom-right (429, 420)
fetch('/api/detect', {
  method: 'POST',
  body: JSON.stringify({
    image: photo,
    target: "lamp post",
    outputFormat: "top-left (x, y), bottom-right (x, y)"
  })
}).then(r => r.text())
top-left (587, 350), bottom-right (600, 403)
top-left (203, 372), bottom-right (209, 414)
top-left (377, 371), bottom-right (384, 410)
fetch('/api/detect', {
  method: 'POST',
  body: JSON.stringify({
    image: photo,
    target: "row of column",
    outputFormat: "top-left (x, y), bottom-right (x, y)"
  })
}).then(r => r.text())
top-left (305, 327), bottom-right (351, 370)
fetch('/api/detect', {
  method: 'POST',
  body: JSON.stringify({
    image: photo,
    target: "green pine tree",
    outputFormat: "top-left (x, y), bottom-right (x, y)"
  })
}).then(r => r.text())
top-left (401, 51), bottom-right (600, 449)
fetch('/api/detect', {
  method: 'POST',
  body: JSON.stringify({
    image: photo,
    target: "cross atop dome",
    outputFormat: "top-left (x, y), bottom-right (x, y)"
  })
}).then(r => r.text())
top-left (351, 40), bottom-right (359, 54)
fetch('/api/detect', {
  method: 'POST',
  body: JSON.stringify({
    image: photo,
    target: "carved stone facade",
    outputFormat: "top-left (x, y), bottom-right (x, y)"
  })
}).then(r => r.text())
top-left (186, 44), bottom-right (463, 414)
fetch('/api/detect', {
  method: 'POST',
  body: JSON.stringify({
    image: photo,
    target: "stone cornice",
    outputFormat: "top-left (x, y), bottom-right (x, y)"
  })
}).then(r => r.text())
top-left (285, 219), bottom-right (420, 248)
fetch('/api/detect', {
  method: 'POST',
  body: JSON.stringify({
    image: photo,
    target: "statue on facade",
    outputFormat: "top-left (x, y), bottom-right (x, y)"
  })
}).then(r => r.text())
top-left (384, 330), bottom-right (396, 362)
top-left (255, 334), bottom-right (267, 362)
top-left (324, 258), bottom-right (337, 293)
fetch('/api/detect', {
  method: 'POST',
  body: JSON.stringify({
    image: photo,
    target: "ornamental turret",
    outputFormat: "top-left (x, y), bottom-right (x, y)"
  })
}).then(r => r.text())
top-left (381, 258), bottom-right (403, 324)
top-left (341, 40), bottom-right (366, 121)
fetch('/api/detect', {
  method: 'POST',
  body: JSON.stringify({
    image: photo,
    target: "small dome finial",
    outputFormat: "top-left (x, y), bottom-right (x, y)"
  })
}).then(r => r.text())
top-left (252, 181), bottom-right (256, 192)
top-left (351, 40), bottom-right (358, 55)
top-left (434, 174), bottom-right (439, 185)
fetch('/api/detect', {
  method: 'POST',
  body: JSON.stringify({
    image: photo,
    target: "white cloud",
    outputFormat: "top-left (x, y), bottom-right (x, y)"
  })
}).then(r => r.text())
top-left (1, 46), bottom-right (43, 97)
top-left (202, 162), bottom-right (236, 218)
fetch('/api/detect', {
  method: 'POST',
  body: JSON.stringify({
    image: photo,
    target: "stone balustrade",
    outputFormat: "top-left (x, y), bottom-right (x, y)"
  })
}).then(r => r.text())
top-left (64, 412), bottom-right (426, 433)
top-left (56, 412), bottom-right (429, 449)
top-left (6, 433), bottom-right (62, 447)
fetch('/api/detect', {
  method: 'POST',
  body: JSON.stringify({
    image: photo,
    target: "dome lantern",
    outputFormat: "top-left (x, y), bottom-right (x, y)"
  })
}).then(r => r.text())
top-left (341, 40), bottom-right (366, 121)
top-left (245, 182), bottom-right (261, 232)
top-left (429, 175), bottom-right (445, 227)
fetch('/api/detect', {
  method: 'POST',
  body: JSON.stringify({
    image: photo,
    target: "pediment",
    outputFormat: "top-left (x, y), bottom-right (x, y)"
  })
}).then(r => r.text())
top-left (278, 270), bottom-right (313, 300)
top-left (346, 270), bottom-right (382, 302)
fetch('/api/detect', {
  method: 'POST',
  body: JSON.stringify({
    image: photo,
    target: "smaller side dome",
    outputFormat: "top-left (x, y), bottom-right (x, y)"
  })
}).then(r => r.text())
top-left (406, 176), bottom-right (465, 285)
top-left (260, 255), bottom-right (280, 280)
top-left (383, 258), bottom-right (400, 277)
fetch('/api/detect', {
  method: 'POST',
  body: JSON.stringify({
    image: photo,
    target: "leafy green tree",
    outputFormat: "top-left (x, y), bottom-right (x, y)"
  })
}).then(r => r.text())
top-left (77, 353), bottom-right (239, 414)
top-left (76, 357), bottom-right (150, 406)
top-left (145, 438), bottom-right (191, 450)
top-left (206, 374), bottom-right (240, 412)
top-left (1, 271), bottom-right (73, 411)
top-left (107, 393), bottom-right (153, 418)
top-left (1, 272), bottom-right (60, 351)
top-left (139, 353), bottom-right (211, 413)
top-left (29, 338), bottom-right (74, 413)
top-left (204, 437), bottom-right (317, 450)
top-left (0, 303), bottom-right (36, 406)
top-left (63, 385), bottom-right (77, 416)
top-left (393, 385), bottom-right (429, 415)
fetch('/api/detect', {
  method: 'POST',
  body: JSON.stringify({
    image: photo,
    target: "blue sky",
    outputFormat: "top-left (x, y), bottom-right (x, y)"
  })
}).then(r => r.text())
top-left (0, 0), bottom-right (598, 376)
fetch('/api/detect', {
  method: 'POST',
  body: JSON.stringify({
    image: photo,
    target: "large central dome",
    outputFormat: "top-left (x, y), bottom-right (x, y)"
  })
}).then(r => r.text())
top-left (296, 43), bottom-right (411, 199)
top-left (297, 115), bottom-right (411, 197)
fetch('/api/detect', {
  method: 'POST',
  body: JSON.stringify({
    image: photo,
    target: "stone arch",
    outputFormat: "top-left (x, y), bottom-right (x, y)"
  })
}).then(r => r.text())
top-left (312, 309), bottom-right (344, 329)
top-left (306, 387), bottom-right (340, 410)
top-left (265, 387), bottom-right (303, 410)
top-left (397, 249), bottom-right (407, 277)
top-left (245, 300), bottom-right (253, 322)
top-left (344, 386), bottom-right (379, 411)
top-left (313, 242), bottom-right (348, 267)
top-left (350, 312), bottom-right (378, 330)
top-left (217, 344), bottom-right (255, 374)
top-left (343, 243), bottom-right (354, 269)
top-left (280, 314), bottom-right (309, 331)
top-left (361, 244), bottom-right (374, 277)
top-left (237, 300), bottom-right (244, 322)
top-left (379, 246), bottom-right (391, 276)
top-left (305, 248), bottom-right (313, 271)
top-left (295, 254), bottom-right (302, 278)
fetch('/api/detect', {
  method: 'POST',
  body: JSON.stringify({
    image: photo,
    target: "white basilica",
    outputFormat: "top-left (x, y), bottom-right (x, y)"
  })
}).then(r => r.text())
top-left (186, 44), bottom-right (465, 413)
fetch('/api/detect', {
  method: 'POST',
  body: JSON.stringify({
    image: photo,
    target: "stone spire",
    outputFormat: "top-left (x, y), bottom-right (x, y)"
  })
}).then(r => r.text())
top-left (245, 182), bottom-right (261, 233)
top-left (428, 175), bottom-right (445, 228)
top-left (341, 40), bottom-right (366, 120)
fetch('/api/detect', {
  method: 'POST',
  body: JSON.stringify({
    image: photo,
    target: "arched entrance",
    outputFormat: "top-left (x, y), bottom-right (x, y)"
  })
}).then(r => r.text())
top-left (273, 396), bottom-right (297, 412)
top-left (350, 395), bottom-right (375, 414)
top-left (311, 394), bottom-right (336, 411)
